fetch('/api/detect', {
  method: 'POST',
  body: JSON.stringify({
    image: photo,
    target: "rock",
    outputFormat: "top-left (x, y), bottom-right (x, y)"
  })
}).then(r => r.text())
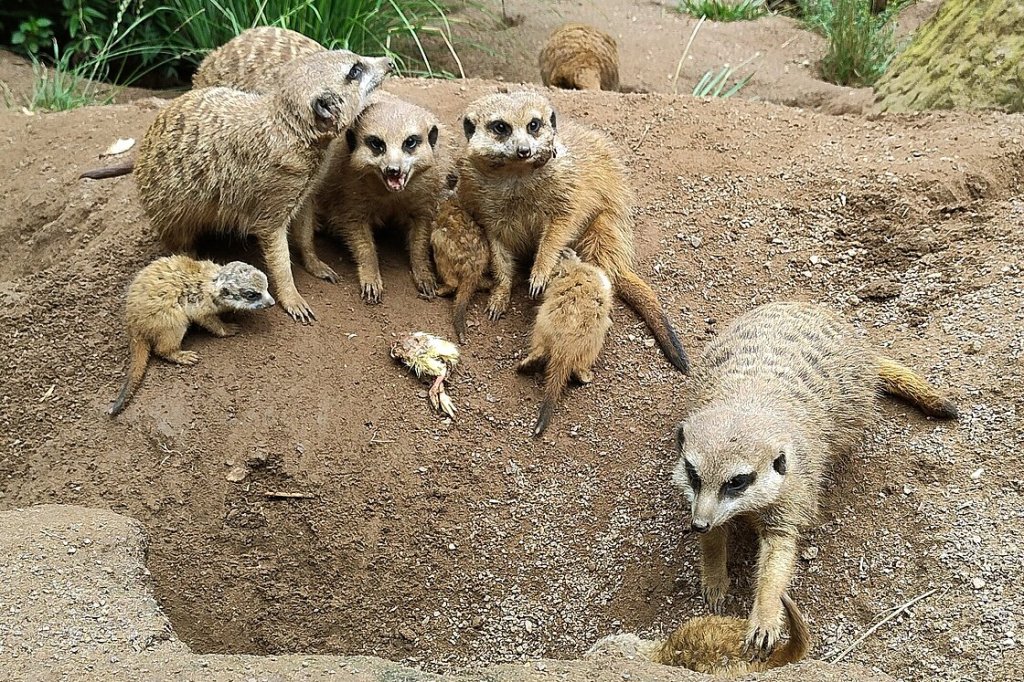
top-left (801, 546), bottom-right (820, 561)
top-left (858, 278), bottom-right (902, 301)
top-left (225, 466), bottom-right (248, 483)
top-left (399, 627), bottom-right (417, 642)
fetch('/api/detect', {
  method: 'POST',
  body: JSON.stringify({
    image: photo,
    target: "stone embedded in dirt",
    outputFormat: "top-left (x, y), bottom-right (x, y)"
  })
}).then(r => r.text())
top-left (399, 627), bottom-right (417, 642)
top-left (801, 546), bottom-right (820, 561)
top-left (225, 466), bottom-right (248, 483)
top-left (858, 278), bottom-right (902, 301)
top-left (972, 577), bottom-right (986, 590)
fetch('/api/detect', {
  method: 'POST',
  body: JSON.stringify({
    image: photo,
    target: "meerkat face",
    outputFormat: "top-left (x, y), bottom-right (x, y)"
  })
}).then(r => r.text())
top-left (461, 91), bottom-right (560, 172)
top-left (671, 405), bottom-right (793, 532)
top-left (213, 262), bottom-right (276, 310)
top-left (344, 100), bottom-right (441, 192)
top-left (278, 50), bottom-right (395, 138)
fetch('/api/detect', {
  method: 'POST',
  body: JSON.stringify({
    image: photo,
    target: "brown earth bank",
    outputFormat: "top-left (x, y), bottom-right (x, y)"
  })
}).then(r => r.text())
top-left (0, 77), bottom-right (1022, 682)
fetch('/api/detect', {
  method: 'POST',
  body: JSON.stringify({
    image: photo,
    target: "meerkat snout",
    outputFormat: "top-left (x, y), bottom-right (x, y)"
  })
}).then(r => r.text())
top-left (213, 261), bottom-right (275, 310)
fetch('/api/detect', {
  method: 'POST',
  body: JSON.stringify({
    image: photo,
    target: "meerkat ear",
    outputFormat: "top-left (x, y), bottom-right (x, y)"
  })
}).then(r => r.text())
top-left (428, 124), bottom-right (439, 148)
top-left (773, 444), bottom-right (793, 475)
top-left (549, 111), bottom-right (557, 130)
top-left (673, 422), bottom-right (686, 451)
top-left (345, 129), bottom-right (357, 152)
top-left (313, 93), bottom-right (342, 123)
top-left (462, 116), bottom-right (476, 140)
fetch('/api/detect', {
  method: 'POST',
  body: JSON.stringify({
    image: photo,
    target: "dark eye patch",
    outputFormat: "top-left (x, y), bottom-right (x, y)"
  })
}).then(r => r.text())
top-left (347, 63), bottom-right (364, 81)
top-left (402, 135), bottom-right (421, 153)
top-left (487, 120), bottom-right (511, 137)
top-left (684, 460), bottom-right (701, 493)
top-left (527, 117), bottom-right (542, 133)
top-left (366, 136), bottom-right (386, 155)
top-left (722, 472), bottom-right (756, 497)
top-left (243, 290), bottom-right (261, 301)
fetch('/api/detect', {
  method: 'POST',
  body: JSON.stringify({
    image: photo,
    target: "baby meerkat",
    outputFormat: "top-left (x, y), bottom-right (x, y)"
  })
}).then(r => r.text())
top-left (538, 23), bottom-right (620, 91)
top-left (318, 93), bottom-right (447, 302)
top-left (430, 176), bottom-right (492, 343)
top-left (132, 50), bottom-right (393, 323)
top-left (587, 593), bottom-right (809, 676)
top-left (517, 248), bottom-right (612, 436)
top-left (108, 256), bottom-right (274, 416)
top-left (458, 90), bottom-right (689, 373)
top-left (671, 301), bottom-right (958, 655)
top-left (192, 26), bottom-right (325, 92)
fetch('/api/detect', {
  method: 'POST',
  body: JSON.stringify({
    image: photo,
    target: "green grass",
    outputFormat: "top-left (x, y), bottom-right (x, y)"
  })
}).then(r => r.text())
top-left (693, 53), bottom-right (759, 98)
top-left (798, 0), bottom-right (911, 86)
top-left (677, 0), bottom-right (768, 22)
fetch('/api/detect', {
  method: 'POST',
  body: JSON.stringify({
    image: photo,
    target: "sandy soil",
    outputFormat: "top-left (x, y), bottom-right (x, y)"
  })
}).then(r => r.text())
top-left (0, 65), bottom-right (1022, 682)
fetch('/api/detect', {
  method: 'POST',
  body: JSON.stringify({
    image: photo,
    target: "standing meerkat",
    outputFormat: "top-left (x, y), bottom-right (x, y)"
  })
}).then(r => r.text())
top-left (516, 248), bottom-right (613, 436)
top-left (587, 593), bottom-right (810, 676)
top-left (192, 26), bottom-right (325, 92)
top-left (538, 23), bottom-right (619, 91)
top-left (108, 256), bottom-right (275, 416)
top-left (317, 93), bottom-right (447, 302)
top-left (670, 301), bottom-right (958, 655)
top-left (458, 90), bottom-right (689, 373)
top-left (132, 50), bottom-right (393, 323)
top-left (430, 176), bottom-right (492, 343)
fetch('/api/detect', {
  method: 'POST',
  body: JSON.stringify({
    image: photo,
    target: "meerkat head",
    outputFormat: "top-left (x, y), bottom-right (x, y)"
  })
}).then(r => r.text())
top-left (344, 97), bottom-right (441, 192)
top-left (461, 91), bottom-right (560, 172)
top-left (671, 404), bottom-right (794, 532)
top-left (276, 50), bottom-right (395, 142)
top-left (212, 262), bottom-right (275, 310)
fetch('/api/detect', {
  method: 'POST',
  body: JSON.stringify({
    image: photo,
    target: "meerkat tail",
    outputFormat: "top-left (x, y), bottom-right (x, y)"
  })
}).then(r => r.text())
top-left (452, 273), bottom-right (481, 343)
top-left (80, 159), bottom-right (135, 180)
top-left (614, 269), bottom-right (690, 373)
top-left (534, 359), bottom-right (574, 437)
top-left (876, 355), bottom-right (958, 419)
top-left (767, 593), bottom-right (811, 667)
top-left (108, 336), bottom-right (151, 416)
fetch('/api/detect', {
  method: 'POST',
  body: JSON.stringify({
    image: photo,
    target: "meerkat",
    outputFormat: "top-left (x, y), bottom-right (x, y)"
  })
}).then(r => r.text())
top-left (458, 90), bottom-right (689, 373)
top-left (192, 26), bottom-right (325, 92)
top-left (317, 93), bottom-right (447, 302)
top-left (587, 593), bottom-right (809, 676)
top-left (516, 248), bottom-right (613, 436)
top-left (430, 175), bottom-right (492, 343)
top-left (670, 301), bottom-right (958, 655)
top-left (128, 50), bottom-right (392, 323)
top-left (538, 23), bottom-right (619, 91)
top-left (108, 256), bottom-right (274, 416)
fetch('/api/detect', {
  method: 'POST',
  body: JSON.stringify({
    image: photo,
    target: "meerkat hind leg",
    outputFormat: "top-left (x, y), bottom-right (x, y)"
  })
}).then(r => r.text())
top-left (291, 201), bottom-right (338, 283)
top-left (153, 331), bottom-right (198, 366)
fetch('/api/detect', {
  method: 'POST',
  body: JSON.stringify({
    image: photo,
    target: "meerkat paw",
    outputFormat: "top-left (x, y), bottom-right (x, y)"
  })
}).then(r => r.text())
top-left (279, 294), bottom-right (316, 324)
top-left (527, 272), bottom-right (549, 299)
top-left (414, 273), bottom-right (438, 300)
top-left (575, 369), bottom-right (594, 384)
top-left (744, 608), bottom-right (784, 658)
top-left (217, 323), bottom-right (241, 337)
top-left (305, 259), bottom-right (339, 284)
top-left (701, 575), bottom-right (731, 613)
top-left (485, 291), bottom-right (509, 320)
top-left (168, 350), bottom-right (200, 366)
top-left (360, 277), bottom-right (383, 304)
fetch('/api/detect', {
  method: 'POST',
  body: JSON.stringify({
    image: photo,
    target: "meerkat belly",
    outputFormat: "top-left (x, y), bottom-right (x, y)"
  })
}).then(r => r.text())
top-left (482, 191), bottom-right (551, 258)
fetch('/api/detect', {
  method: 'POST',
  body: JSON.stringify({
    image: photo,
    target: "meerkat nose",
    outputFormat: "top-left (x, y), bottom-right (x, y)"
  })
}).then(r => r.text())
top-left (690, 520), bottom-right (710, 534)
top-left (516, 146), bottom-right (532, 159)
top-left (384, 58), bottom-right (397, 74)
top-left (385, 166), bottom-right (402, 178)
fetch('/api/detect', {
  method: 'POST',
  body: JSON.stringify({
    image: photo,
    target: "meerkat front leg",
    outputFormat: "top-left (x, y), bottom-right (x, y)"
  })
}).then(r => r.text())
top-left (745, 528), bottom-right (799, 656)
top-left (486, 239), bottom-right (515, 320)
top-left (195, 313), bottom-right (240, 338)
top-left (699, 525), bottom-right (731, 612)
top-left (290, 199), bottom-right (338, 283)
top-left (341, 219), bottom-right (384, 304)
top-left (528, 215), bottom-right (579, 298)
top-left (407, 215), bottom-right (437, 298)
top-left (258, 221), bottom-right (315, 323)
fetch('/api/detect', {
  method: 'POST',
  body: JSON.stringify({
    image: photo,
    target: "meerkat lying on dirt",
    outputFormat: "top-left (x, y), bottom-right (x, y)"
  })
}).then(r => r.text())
top-left (458, 90), bottom-right (689, 373)
top-left (671, 301), bottom-right (958, 655)
top-left (131, 50), bottom-right (392, 323)
top-left (587, 593), bottom-right (810, 676)
top-left (539, 23), bottom-right (620, 91)
top-left (108, 256), bottom-right (274, 416)
top-left (430, 174), bottom-right (492, 343)
top-left (317, 93), bottom-right (446, 302)
top-left (516, 248), bottom-right (613, 436)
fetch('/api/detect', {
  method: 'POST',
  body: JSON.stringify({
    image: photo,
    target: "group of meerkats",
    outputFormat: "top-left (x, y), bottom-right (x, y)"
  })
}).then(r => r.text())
top-left (80, 22), bottom-right (959, 676)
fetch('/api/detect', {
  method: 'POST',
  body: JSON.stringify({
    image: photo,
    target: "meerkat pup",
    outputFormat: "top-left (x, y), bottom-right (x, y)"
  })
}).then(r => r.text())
top-left (430, 174), bottom-right (492, 343)
top-left (458, 90), bottom-right (689, 373)
top-left (108, 256), bottom-right (274, 416)
top-left (516, 248), bottom-right (612, 436)
top-left (587, 593), bottom-right (809, 676)
top-left (131, 50), bottom-right (393, 323)
top-left (538, 23), bottom-right (619, 91)
top-left (192, 26), bottom-right (325, 92)
top-left (670, 301), bottom-right (958, 655)
top-left (317, 93), bottom-right (447, 302)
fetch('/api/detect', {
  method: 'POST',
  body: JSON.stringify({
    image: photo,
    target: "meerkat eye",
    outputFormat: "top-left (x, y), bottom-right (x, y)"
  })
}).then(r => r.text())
top-left (402, 135), bottom-right (421, 152)
top-left (487, 120), bottom-right (511, 137)
top-left (684, 460), bottom-right (701, 493)
top-left (243, 290), bottom-right (261, 301)
top-left (722, 473), bottom-right (756, 496)
top-left (527, 117), bottom-right (542, 134)
top-left (347, 63), bottom-right (364, 81)
top-left (366, 136), bottom-right (385, 155)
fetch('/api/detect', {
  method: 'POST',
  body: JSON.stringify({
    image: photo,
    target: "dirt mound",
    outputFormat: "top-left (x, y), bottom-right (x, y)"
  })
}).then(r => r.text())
top-left (0, 78), bottom-right (1022, 682)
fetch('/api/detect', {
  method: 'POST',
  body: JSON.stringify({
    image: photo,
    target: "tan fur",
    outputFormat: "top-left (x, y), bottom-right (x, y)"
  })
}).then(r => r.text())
top-left (317, 93), bottom-right (446, 302)
top-left (516, 249), bottom-right (612, 436)
top-left (192, 26), bottom-right (325, 93)
top-left (133, 50), bottom-right (392, 322)
top-left (458, 90), bottom-right (689, 372)
top-left (108, 256), bottom-right (274, 416)
top-left (539, 23), bottom-right (619, 91)
top-left (430, 188), bottom-right (492, 343)
top-left (670, 302), bottom-right (957, 654)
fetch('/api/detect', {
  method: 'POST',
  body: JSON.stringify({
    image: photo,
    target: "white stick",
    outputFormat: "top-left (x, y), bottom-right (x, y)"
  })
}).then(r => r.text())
top-left (831, 588), bottom-right (938, 663)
